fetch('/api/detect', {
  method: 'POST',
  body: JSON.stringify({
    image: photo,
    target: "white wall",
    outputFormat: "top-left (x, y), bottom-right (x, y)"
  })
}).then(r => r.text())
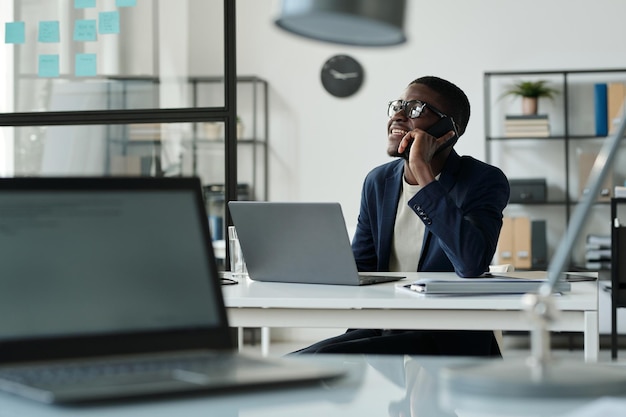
top-left (233, 0), bottom-right (626, 236)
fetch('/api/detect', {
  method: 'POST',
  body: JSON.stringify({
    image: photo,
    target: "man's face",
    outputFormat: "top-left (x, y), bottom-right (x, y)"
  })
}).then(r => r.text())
top-left (386, 83), bottom-right (447, 158)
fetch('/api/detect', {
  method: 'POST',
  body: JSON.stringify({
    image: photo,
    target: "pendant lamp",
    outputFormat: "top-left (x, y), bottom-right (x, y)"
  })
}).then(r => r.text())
top-left (275, 0), bottom-right (406, 46)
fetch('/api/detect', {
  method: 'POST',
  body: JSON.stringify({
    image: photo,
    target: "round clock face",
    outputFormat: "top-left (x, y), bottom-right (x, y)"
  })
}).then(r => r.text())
top-left (320, 55), bottom-right (364, 98)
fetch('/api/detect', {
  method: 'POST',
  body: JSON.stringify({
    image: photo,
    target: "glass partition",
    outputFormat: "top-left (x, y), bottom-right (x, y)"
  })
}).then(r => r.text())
top-left (9, 0), bottom-right (224, 113)
top-left (1, 0), bottom-right (241, 243)
top-left (2, 118), bottom-right (264, 246)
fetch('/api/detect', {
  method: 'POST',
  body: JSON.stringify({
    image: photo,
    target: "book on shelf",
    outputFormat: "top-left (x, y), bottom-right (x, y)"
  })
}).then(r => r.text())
top-left (607, 82), bottom-right (626, 134)
top-left (578, 151), bottom-right (613, 201)
top-left (585, 249), bottom-right (611, 261)
top-left (585, 260), bottom-right (611, 271)
top-left (594, 83), bottom-right (608, 136)
top-left (128, 123), bottom-right (162, 141)
top-left (503, 114), bottom-right (550, 137)
top-left (504, 124), bottom-right (550, 130)
top-left (110, 155), bottom-right (141, 175)
top-left (504, 129), bottom-right (550, 138)
top-left (586, 242), bottom-right (611, 250)
top-left (110, 155), bottom-right (155, 175)
top-left (505, 114), bottom-right (549, 120)
top-left (586, 234), bottom-right (611, 248)
top-left (504, 114), bottom-right (549, 123)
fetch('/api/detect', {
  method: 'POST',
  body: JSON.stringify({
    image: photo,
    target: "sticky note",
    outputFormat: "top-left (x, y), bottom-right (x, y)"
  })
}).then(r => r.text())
top-left (73, 19), bottom-right (97, 41)
top-left (116, 0), bottom-right (136, 7)
top-left (98, 11), bottom-right (120, 34)
top-left (5, 22), bottom-right (25, 44)
top-left (75, 53), bottom-right (97, 77)
top-left (38, 54), bottom-right (60, 78)
top-left (38, 21), bottom-right (60, 43)
top-left (75, 0), bottom-right (96, 8)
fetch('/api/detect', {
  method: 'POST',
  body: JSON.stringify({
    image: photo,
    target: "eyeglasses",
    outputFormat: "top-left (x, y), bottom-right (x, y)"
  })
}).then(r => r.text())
top-left (387, 99), bottom-right (447, 119)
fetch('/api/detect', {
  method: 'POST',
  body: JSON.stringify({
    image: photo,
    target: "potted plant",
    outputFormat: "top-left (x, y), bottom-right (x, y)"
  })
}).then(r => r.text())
top-left (501, 80), bottom-right (558, 115)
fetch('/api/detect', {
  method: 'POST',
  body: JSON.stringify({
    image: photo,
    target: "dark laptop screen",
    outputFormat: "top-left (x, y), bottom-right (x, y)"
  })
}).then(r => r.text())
top-left (0, 181), bottom-right (223, 346)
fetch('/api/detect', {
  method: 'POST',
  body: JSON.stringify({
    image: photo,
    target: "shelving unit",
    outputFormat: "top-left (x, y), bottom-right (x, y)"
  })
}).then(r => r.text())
top-left (484, 69), bottom-right (626, 268)
top-left (189, 76), bottom-right (269, 202)
top-left (105, 76), bottom-right (269, 203)
top-left (102, 76), bottom-right (269, 248)
top-left (611, 197), bottom-right (626, 358)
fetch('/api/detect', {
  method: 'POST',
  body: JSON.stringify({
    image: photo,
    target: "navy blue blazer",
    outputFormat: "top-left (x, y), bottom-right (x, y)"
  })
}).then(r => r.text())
top-left (352, 150), bottom-right (510, 277)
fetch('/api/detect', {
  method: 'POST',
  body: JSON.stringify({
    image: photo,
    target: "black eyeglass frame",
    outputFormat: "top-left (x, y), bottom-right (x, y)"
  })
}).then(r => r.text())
top-left (387, 99), bottom-right (448, 120)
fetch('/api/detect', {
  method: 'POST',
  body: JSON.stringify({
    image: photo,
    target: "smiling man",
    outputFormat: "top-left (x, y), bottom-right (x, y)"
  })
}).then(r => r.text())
top-left (293, 76), bottom-right (511, 357)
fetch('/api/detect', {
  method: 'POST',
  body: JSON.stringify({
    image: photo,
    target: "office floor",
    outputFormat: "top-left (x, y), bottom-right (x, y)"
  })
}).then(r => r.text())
top-left (240, 331), bottom-right (626, 363)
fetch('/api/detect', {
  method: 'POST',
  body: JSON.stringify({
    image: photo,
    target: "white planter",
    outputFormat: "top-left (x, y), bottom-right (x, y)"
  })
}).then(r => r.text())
top-left (237, 122), bottom-right (244, 139)
top-left (203, 122), bottom-right (222, 140)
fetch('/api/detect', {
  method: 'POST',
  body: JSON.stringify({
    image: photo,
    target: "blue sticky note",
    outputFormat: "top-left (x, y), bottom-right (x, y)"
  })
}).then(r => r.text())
top-left (98, 11), bottom-right (120, 34)
top-left (5, 21), bottom-right (25, 44)
top-left (75, 0), bottom-right (96, 8)
top-left (38, 21), bottom-right (60, 43)
top-left (116, 0), bottom-right (136, 7)
top-left (38, 54), bottom-right (60, 78)
top-left (75, 53), bottom-right (97, 77)
top-left (74, 19), bottom-right (97, 41)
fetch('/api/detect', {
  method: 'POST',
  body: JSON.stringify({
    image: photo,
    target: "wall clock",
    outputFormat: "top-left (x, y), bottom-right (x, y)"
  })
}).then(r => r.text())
top-left (320, 54), bottom-right (364, 98)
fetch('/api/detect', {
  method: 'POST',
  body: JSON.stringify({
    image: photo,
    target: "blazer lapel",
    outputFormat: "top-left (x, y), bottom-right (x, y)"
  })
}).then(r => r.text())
top-left (378, 161), bottom-right (403, 270)
top-left (418, 150), bottom-right (462, 271)
top-left (437, 149), bottom-right (461, 192)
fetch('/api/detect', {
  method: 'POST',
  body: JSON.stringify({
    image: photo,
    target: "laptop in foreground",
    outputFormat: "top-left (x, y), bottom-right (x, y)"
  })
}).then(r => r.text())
top-left (0, 177), bottom-right (342, 404)
top-left (228, 201), bottom-right (404, 285)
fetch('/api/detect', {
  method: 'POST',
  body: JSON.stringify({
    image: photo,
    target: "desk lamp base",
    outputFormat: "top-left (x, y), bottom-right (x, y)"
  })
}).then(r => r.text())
top-left (442, 293), bottom-right (626, 399)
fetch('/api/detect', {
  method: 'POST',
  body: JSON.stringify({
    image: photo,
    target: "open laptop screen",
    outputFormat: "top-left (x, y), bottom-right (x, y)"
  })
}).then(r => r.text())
top-left (0, 178), bottom-right (230, 360)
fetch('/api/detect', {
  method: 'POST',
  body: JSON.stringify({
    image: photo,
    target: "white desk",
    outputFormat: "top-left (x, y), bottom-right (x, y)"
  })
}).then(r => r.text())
top-left (223, 271), bottom-right (599, 362)
top-left (0, 354), bottom-right (618, 417)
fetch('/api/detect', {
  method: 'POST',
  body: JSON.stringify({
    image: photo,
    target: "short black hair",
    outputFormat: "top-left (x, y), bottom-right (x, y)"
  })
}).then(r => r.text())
top-left (410, 76), bottom-right (470, 136)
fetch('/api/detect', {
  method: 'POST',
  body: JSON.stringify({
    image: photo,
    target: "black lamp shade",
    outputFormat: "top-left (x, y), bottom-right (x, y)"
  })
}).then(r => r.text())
top-left (275, 0), bottom-right (407, 46)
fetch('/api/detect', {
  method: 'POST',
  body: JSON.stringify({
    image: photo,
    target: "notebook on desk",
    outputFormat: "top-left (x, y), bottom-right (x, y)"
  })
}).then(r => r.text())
top-left (0, 177), bottom-right (343, 404)
top-left (228, 201), bottom-right (404, 286)
top-left (398, 275), bottom-right (571, 295)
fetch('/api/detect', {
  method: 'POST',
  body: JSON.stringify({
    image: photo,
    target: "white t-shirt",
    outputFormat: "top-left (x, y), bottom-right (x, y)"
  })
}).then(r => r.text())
top-left (388, 176), bottom-right (424, 272)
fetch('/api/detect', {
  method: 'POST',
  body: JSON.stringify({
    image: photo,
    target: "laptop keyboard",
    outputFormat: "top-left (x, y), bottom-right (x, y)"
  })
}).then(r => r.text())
top-left (0, 353), bottom-right (262, 385)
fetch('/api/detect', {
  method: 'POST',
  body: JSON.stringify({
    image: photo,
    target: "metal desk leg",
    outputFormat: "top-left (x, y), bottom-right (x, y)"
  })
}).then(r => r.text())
top-left (237, 327), bottom-right (244, 351)
top-left (584, 311), bottom-right (599, 362)
top-left (261, 327), bottom-right (270, 357)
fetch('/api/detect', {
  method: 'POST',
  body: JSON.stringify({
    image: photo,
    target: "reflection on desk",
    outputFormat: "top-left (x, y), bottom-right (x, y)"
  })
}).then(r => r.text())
top-left (1, 355), bottom-right (620, 417)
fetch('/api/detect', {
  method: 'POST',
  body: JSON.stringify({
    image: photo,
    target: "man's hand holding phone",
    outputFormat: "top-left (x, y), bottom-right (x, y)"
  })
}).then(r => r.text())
top-left (399, 116), bottom-right (458, 162)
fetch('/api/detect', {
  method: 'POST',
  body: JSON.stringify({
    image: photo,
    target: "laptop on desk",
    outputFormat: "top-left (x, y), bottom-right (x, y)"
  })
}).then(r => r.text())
top-left (228, 201), bottom-right (404, 286)
top-left (0, 177), bottom-right (342, 404)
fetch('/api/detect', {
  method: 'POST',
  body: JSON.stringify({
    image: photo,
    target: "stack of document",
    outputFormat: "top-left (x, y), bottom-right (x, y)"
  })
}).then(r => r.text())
top-left (398, 276), bottom-right (571, 295)
top-left (503, 114), bottom-right (550, 137)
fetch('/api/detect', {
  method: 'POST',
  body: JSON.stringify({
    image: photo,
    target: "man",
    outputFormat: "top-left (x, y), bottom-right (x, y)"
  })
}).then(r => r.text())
top-left (293, 76), bottom-right (510, 356)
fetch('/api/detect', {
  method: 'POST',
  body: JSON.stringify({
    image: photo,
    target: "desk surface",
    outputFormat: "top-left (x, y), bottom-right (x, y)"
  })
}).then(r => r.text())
top-left (223, 271), bottom-right (599, 361)
top-left (223, 271), bottom-right (597, 312)
top-left (1, 354), bottom-right (619, 417)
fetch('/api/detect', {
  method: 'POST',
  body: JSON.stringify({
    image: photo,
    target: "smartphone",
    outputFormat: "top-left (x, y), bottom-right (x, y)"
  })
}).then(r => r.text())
top-left (402, 116), bottom-right (458, 160)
